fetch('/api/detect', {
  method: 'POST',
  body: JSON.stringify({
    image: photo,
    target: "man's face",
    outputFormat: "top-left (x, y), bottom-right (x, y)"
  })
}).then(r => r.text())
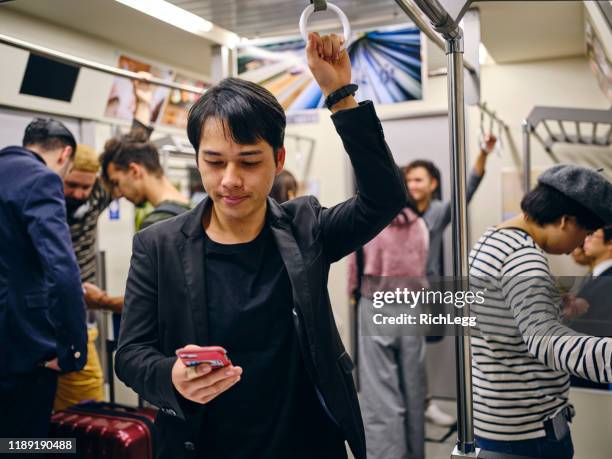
top-left (406, 167), bottom-right (437, 203)
top-left (197, 118), bottom-right (284, 223)
top-left (584, 229), bottom-right (611, 260)
top-left (64, 169), bottom-right (97, 212)
top-left (106, 163), bottom-right (147, 206)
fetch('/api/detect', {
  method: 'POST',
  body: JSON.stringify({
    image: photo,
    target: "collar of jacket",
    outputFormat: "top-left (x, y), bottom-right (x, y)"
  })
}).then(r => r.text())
top-left (0, 146), bottom-right (46, 165)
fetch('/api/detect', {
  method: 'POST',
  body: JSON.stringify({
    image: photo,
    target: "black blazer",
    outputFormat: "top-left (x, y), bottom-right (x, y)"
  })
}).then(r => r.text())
top-left (115, 102), bottom-right (407, 459)
top-left (0, 146), bottom-right (87, 383)
top-left (574, 265), bottom-right (612, 337)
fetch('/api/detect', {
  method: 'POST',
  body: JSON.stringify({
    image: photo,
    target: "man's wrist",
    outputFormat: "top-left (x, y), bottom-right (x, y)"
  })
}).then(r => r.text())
top-left (329, 96), bottom-right (358, 113)
top-left (90, 294), bottom-right (105, 310)
top-left (325, 84), bottom-right (359, 112)
top-left (101, 293), bottom-right (124, 313)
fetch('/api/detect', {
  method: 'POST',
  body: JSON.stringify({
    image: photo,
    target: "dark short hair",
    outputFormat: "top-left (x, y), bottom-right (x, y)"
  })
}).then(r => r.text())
top-left (521, 183), bottom-right (604, 231)
top-left (99, 131), bottom-right (163, 182)
top-left (603, 225), bottom-right (612, 243)
top-left (23, 118), bottom-right (77, 157)
top-left (187, 78), bottom-right (286, 164)
top-left (270, 170), bottom-right (298, 204)
top-left (403, 159), bottom-right (442, 200)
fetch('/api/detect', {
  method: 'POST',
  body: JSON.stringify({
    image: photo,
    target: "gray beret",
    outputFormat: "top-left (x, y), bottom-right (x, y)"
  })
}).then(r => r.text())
top-left (538, 164), bottom-right (612, 225)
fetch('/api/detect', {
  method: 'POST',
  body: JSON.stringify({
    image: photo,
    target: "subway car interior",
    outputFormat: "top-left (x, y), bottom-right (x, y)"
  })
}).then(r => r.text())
top-left (0, 1), bottom-right (611, 458)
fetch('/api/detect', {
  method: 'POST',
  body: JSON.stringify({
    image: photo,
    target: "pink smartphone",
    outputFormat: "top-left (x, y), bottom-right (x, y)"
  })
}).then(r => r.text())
top-left (177, 346), bottom-right (231, 369)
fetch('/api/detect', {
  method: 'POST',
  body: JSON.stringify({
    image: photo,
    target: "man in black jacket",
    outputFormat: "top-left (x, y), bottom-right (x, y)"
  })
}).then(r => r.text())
top-left (115, 33), bottom-right (406, 459)
top-left (0, 119), bottom-right (88, 438)
top-left (574, 225), bottom-right (612, 337)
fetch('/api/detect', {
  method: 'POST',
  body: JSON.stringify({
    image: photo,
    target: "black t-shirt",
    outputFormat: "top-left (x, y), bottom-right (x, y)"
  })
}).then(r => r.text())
top-left (201, 225), bottom-right (346, 459)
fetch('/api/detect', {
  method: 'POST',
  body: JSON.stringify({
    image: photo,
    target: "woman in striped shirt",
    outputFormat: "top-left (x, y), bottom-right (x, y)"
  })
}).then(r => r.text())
top-left (469, 165), bottom-right (612, 458)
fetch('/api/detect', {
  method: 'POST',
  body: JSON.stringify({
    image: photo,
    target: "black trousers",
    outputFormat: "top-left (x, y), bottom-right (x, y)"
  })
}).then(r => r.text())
top-left (0, 368), bottom-right (58, 437)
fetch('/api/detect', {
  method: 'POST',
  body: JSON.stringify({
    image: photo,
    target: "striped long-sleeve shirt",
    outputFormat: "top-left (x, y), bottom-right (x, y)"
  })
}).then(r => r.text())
top-left (469, 227), bottom-right (612, 441)
top-left (68, 179), bottom-right (112, 283)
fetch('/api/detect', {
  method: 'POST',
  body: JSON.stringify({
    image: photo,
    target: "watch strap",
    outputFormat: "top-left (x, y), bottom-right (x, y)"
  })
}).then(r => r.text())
top-left (325, 83), bottom-right (358, 110)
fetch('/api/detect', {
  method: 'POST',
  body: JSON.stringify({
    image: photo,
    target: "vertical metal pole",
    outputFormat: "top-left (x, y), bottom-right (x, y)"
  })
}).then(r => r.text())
top-left (447, 33), bottom-right (477, 458)
top-left (522, 121), bottom-right (531, 194)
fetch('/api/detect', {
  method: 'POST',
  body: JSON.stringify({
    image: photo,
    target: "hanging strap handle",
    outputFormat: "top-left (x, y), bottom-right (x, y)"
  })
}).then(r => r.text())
top-left (299, 1), bottom-right (351, 50)
top-left (312, 0), bottom-right (327, 12)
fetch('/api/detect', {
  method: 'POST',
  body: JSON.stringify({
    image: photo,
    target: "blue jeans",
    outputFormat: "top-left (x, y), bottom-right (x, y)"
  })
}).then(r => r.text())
top-left (476, 432), bottom-right (574, 459)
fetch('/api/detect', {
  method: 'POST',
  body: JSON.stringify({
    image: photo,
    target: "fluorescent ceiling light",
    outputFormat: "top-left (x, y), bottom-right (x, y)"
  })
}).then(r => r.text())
top-left (115, 0), bottom-right (213, 35)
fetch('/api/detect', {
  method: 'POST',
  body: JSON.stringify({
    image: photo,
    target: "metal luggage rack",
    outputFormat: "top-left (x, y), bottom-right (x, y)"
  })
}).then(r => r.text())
top-left (523, 106), bottom-right (612, 192)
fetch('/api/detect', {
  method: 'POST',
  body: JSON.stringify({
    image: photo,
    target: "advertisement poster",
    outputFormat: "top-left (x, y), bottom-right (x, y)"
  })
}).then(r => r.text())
top-left (237, 24), bottom-right (423, 113)
top-left (160, 74), bottom-right (210, 129)
top-left (104, 55), bottom-right (173, 123)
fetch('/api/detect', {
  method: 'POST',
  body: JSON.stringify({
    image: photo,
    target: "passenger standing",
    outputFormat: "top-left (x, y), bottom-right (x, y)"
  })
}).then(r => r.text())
top-left (0, 119), bottom-right (87, 438)
top-left (573, 225), bottom-right (612, 337)
top-left (568, 225), bottom-right (612, 390)
top-left (98, 125), bottom-right (192, 338)
top-left (114, 32), bottom-right (407, 459)
top-left (470, 165), bottom-right (612, 459)
top-left (405, 135), bottom-right (496, 280)
top-left (350, 207), bottom-right (429, 459)
top-left (53, 75), bottom-right (157, 410)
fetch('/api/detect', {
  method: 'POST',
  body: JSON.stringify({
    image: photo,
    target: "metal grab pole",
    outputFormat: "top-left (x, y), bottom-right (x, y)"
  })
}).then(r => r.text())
top-left (446, 33), bottom-right (477, 458)
top-left (411, 0), bottom-right (462, 38)
top-left (403, 0), bottom-right (477, 456)
top-left (394, 0), bottom-right (445, 50)
top-left (522, 121), bottom-right (531, 194)
top-left (0, 33), bottom-right (207, 95)
top-left (478, 103), bottom-right (508, 130)
top-left (393, 0), bottom-right (477, 74)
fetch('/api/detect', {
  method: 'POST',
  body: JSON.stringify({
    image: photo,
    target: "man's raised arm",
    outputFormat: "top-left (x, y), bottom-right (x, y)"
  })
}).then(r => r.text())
top-left (305, 33), bottom-right (407, 263)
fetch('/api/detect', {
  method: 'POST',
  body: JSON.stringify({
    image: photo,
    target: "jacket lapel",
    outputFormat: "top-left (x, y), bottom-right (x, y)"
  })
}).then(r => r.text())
top-left (268, 199), bottom-right (317, 361)
top-left (179, 198), bottom-right (210, 345)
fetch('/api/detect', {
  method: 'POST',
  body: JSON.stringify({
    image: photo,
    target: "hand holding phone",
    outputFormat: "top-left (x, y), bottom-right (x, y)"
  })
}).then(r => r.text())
top-left (172, 344), bottom-right (242, 405)
top-left (177, 345), bottom-right (232, 369)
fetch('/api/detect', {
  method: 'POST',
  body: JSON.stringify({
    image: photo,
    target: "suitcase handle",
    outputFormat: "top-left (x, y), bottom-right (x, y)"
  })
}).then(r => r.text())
top-left (76, 400), bottom-right (139, 413)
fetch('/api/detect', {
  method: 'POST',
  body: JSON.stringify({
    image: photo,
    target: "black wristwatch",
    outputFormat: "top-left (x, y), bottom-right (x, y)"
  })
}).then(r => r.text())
top-left (324, 84), bottom-right (358, 110)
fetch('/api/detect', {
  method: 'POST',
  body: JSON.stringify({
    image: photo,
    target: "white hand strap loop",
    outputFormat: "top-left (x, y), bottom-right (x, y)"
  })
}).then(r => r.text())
top-left (299, 2), bottom-right (351, 50)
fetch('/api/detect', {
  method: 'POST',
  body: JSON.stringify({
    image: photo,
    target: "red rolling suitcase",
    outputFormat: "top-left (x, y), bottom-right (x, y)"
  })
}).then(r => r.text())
top-left (49, 402), bottom-right (157, 459)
